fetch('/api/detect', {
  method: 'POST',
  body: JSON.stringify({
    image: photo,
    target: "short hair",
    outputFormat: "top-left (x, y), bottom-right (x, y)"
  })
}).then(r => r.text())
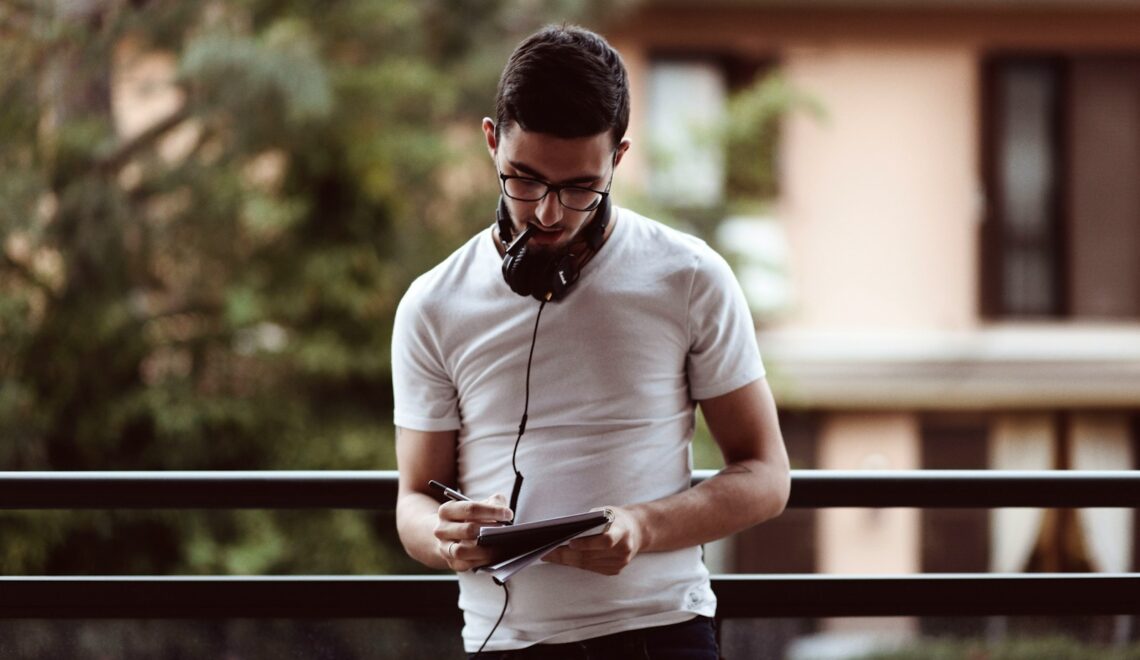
top-left (495, 25), bottom-right (630, 146)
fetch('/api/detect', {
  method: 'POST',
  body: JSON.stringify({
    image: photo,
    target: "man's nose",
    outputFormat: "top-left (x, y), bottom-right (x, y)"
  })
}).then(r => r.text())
top-left (535, 191), bottom-right (563, 227)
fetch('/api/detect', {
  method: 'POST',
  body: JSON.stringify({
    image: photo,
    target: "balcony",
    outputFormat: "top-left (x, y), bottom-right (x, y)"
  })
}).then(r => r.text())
top-left (2, 470), bottom-right (1138, 657)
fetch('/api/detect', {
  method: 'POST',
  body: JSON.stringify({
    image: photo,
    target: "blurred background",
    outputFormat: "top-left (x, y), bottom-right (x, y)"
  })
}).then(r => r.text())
top-left (2, 0), bottom-right (1139, 657)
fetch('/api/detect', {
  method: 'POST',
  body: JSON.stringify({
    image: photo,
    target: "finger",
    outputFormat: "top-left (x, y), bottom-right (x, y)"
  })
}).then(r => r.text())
top-left (446, 541), bottom-right (500, 572)
top-left (567, 533), bottom-right (617, 551)
top-left (434, 520), bottom-right (484, 541)
top-left (446, 542), bottom-right (480, 572)
top-left (476, 493), bottom-right (513, 522)
top-left (543, 550), bottom-right (627, 576)
top-left (440, 539), bottom-right (459, 564)
top-left (542, 547), bottom-right (574, 566)
top-left (567, 553), bottom-right (630, 575)
top-left (545, 543), bottom-right (632, 566)
top-left (544, 547), bottom-right (603, 566)
top-left (438, 500), bottom-right (513, 523)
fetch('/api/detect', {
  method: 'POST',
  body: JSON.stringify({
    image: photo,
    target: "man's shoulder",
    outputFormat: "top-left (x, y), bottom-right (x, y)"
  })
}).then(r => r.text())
top-left (401, 228), bottom-right (490, 309)
top-left (618, 207), bottom-right (725, 273)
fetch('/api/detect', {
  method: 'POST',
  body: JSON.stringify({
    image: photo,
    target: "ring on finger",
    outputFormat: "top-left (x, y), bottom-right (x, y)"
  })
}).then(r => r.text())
top-left (448, 541), bottom-right (458, 560)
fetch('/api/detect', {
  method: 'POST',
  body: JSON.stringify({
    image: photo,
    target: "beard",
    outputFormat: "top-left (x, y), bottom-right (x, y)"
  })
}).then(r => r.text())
top-left (522, 238), bottom-right (562, 260)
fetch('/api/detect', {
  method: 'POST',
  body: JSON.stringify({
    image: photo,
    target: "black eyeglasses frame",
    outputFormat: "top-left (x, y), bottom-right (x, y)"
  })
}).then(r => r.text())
top-left (496, 151), bottom-right (618, 213)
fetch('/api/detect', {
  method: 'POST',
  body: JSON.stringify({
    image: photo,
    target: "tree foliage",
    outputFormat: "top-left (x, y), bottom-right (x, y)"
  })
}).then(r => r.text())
top-left (0, 0), bottom-right (620, 577)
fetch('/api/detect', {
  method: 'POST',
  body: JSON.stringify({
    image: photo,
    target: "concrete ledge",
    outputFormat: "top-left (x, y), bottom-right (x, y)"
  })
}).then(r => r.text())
top-left (759, 324), bottom-right (1140, 409)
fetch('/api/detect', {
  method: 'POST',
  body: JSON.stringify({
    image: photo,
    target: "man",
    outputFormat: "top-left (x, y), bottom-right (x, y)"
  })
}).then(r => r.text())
top-left (392, 24), bottom-right (789, 658)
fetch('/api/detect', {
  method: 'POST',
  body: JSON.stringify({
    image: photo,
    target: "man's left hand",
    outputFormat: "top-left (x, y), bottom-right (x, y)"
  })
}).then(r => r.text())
top-left (541, 506), bottom-right (644, 576)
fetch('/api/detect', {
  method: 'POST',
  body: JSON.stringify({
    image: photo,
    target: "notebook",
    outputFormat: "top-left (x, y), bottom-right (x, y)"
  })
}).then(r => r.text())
top-left (474, 508), bottom-right (614, 584)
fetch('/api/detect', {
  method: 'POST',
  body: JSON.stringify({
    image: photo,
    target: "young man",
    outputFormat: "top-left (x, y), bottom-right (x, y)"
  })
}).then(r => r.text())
top-left (392, 25), bottom-right (790, 658)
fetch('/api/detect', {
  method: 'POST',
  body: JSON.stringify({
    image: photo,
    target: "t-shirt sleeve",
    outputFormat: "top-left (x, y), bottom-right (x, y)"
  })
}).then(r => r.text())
top-left (391, 281), bottom-right (462, 432)
top-left (685, 248), bottom-right (766, 401)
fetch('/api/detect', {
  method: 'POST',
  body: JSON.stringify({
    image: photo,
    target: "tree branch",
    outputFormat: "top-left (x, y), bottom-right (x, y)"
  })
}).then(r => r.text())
top-left (1, 251), bottom-right (58, 302)
top-left (95, 102), bottom-right (193, 174)
top-left (124, 123), bottom-right (216, 206)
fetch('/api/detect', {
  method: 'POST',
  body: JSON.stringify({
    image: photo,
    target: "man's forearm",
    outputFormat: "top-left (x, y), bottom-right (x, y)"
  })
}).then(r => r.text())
top-left (626, 458), bottom-right (790, 553)
top-left (396, 492), bottom-right (448, 569)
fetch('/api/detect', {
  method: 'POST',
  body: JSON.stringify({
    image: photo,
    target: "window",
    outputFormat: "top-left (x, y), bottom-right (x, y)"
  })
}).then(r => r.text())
top-left (982, 55), bottom-right (1140, 320)
top-left (647, 59), bottom-right (728, 207)
top-left (646, 53), bottom-right (774, 210)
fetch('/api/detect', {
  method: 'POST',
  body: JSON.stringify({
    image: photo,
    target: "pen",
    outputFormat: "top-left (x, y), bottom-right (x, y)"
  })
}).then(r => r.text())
top-left (504, 225), bottom-right (534, 256)
top-left (429, 479), bottom-right (471, 502)
top-left (428, 480), bottom-right (513, 525)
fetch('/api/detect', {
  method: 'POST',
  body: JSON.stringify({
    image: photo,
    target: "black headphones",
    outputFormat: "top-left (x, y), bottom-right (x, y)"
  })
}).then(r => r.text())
top-left (497, 194), bottom-right (611, 302)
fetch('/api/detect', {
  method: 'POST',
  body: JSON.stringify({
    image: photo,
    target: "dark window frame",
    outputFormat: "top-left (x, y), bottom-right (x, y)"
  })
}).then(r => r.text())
top-left (982, 50), bottom-right (1140, 321)
top-left (980, 53), bottom-right (1071, 319)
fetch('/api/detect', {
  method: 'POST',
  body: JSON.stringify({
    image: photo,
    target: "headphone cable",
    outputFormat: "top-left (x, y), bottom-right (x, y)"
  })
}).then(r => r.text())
top-left (476, 297), bottom-right (547, 657)
top-left (508, 295), bottom-right (547, 515)
top-left (472, 581), bottom-right (509, 658)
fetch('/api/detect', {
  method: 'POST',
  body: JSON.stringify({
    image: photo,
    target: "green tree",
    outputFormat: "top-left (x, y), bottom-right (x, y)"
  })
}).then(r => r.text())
top-left (0, 0), bottom-right (621, 578)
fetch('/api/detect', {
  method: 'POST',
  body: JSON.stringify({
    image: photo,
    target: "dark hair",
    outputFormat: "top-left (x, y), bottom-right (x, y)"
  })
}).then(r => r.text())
top-left (495, 25), bottom-right (630, 146)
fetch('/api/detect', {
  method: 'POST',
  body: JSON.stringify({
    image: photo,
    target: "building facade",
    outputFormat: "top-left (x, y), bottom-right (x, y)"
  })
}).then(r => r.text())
top-left (605, 1), bottom-right (1140, 646)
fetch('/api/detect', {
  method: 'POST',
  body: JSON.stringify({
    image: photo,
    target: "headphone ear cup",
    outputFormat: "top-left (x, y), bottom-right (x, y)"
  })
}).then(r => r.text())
top-left (502, 246), bottom-right (580, 301)
top-left (496, 196), bottom-right (514, 244)
top-left (546, 254), bottom-right (580, 301)
top-left (501, 245), bottom-right (530, 297)
top-left (586, 195), bottom-right (611, 252)
top-left (503, 244), bottom-right (555, 300)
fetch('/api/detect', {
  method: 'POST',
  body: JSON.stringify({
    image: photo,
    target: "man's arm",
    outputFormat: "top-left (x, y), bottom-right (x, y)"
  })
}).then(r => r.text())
top-left (395, 426), bottom-right (514, 571)
top-left (543, 378), bottom-right (789, 575)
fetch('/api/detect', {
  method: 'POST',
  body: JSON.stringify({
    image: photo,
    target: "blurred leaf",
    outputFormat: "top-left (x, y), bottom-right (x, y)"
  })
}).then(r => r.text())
top-left (181, 22), bottom-right (332, 125)
top-left (0, 0), bottom-right (619, 607)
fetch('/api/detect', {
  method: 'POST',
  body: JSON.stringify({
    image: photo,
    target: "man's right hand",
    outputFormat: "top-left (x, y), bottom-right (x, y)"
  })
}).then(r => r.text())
top-left (433, 493), bottom-right (514, 572)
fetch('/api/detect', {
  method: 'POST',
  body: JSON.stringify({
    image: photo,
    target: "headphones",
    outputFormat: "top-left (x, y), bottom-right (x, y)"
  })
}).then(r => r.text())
top-left (497, 194), bottom-right (611, 302)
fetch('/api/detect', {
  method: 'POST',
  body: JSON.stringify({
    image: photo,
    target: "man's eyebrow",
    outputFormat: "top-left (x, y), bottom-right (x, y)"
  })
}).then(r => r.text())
top-left (506, 160), bottom-right (602, 186)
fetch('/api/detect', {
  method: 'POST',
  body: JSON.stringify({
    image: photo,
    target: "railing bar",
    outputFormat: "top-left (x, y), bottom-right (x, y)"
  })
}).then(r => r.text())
top-left (1, 574), bottom-right (1137, 619)
top-left (2, 470), bottom-right (1139, 509)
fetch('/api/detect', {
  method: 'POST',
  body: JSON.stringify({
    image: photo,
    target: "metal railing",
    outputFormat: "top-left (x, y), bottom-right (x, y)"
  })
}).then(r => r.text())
top-left (2, 470), bottom-right (1139, 619)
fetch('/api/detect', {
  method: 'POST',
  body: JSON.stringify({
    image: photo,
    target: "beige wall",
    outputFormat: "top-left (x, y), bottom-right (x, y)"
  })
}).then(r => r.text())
top-left (817, 412), bottom-right (921, 575)
top-left (607, 36), bottom-right (651, 199)
top-left (780, 44), bottom-right (979, 331)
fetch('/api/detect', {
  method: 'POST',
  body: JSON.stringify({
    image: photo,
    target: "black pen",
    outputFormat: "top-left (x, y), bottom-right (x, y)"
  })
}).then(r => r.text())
top-left (428, 480), bottom-right (513, 525)
top-left (429, 479), bottom-right (471, 502)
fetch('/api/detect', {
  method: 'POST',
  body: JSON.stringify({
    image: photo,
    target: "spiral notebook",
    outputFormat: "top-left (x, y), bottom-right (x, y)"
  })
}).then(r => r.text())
top-left (474, 508), bottom-right (613, 584)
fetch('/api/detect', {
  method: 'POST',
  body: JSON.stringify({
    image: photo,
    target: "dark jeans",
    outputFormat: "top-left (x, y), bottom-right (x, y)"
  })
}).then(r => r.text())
top-left (468, 615), bottom-right (719, 660)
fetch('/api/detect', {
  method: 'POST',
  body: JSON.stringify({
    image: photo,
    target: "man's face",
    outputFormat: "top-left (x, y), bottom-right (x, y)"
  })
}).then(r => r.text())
top-left (483, 119), bottom-right (629, 253)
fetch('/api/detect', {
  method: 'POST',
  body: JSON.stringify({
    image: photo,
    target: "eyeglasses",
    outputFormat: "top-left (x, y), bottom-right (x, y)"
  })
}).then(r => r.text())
top-left (497, 153), bottom-right (617, 212)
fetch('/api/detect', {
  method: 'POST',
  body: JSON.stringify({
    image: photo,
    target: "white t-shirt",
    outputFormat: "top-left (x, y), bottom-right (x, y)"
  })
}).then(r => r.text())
top-left (392, 207), bottom-right (765, 652)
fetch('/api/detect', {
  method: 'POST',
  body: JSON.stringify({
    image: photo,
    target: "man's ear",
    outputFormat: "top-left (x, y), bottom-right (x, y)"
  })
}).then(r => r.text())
top-left (482, 118), bottom-right (498, 158)
top-left (614, 138), bottom-right (632, 167)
